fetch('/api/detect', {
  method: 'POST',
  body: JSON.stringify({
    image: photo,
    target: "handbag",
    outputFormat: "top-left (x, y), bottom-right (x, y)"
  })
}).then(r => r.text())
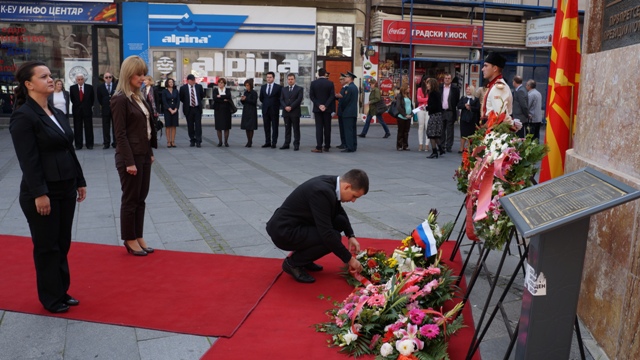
top-left (387, 100), bottom-right (400, 118)
top-left (154, 116), bottom-right (164, 138)
top-left (229, 100), bottom-right (237, 114)
top-left (376, 100), bottom-right (388, 114)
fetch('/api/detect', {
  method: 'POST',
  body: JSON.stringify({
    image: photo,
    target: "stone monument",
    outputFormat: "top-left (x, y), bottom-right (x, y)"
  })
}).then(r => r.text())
top-left (565, 0), bottom-right (640, 357)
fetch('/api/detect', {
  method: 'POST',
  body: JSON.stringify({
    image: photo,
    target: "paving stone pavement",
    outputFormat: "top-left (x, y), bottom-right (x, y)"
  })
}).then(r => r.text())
top-left (0, 120), bottom-right (604, 359)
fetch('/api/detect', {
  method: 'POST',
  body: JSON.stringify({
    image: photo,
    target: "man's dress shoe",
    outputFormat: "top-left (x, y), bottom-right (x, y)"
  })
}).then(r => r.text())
top-left (47, 303), bottom-right (70, 313)
top-left (65, 296), bottom-right (80, 306)
top-left (282, 258), bottom-right (315, 283)
top-left (311, 148), bottom-right (323, 153)
top-left (294, 145), bottom-right (299, 151)
top-left (280, 145), bottom-right (290, 150)
top-left (304, 262), bottom-right (324, 272)
top-left (261, 144), bottom-right (271, 148)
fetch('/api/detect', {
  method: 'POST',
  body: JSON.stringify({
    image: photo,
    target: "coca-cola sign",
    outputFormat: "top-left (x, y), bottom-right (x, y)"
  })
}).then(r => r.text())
top-left (382, 19), bottom-right (483, 48)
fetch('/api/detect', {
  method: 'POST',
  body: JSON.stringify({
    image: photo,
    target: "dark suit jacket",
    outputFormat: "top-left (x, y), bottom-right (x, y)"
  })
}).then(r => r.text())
top-left (512, 85), bottom-right (529, 121)
top-left (97, 81), bottom-right (117, 116)
top-left (179, 83), bottom-right (204, 116)
top-left (339, 83), bottom-right (358, 118)
top-left (69, 83), bottom-right (94, 117)
top-left (266, 175), bottom-right (354, 263)
top-left (46, 90), bottom-right (70, 116)
top-left (457, 96), bottom-right (481, 124)
top-left (309, 77), bottom-right (335, 113)
top-left (10, 96), bottom-right (86, 198)
top-left (439, 84), bottom-right (460, 112)
top-left (111, 93), bottom-right (157, 167)
top-left (280, 84), bottom-right (303, 118)
top-left (259, 82), bottom-right (282, 114)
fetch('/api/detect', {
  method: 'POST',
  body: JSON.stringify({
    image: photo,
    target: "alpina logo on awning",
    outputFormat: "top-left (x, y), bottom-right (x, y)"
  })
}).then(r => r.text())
top-left (161, 34), bottom-right (211, 45)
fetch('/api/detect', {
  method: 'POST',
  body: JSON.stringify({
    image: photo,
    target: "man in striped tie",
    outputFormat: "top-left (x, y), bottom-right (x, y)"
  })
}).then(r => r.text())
top-left (179, 74), bottom-right (204, 147)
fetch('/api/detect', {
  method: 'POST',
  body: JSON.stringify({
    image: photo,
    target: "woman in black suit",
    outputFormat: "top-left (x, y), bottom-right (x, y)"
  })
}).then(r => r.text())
top-left (10, 61), bottom-right (87, 313)
top-left (47, 79), bottom-right (70, 118)
top-left (212, 77), bottom-right (232, 147)
top-left (162, 78), bottom-right (180, 148)
top-left (111, 56), bottom-right (158, 256)
top-left (240, 78), bottom-right (258, 147)
top-left (457, 85), bottom-right (481, 153)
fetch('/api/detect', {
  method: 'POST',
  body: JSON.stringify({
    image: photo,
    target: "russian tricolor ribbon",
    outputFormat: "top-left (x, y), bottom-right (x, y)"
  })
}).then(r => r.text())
top-left (411, 221), bottom-right (438, 257)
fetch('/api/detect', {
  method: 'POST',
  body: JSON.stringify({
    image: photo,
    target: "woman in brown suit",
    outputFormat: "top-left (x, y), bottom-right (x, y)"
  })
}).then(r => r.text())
top-left (111, 56), bottom-right (158, 256)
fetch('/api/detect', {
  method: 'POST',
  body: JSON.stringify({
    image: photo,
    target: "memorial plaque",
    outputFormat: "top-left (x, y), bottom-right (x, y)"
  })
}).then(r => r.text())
top-left (501, 167), bottom-right (640, 237)
top-left (601, 0), bottom-right (640, 51)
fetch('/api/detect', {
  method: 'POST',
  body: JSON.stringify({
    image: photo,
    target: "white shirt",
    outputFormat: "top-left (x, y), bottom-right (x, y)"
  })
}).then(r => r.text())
top-left (52, 92), bottom-right (66, 114)
top-left (48, 114), bottom-right (64, 132)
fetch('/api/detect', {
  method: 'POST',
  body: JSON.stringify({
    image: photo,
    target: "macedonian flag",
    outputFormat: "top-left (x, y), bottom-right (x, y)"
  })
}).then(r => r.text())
top-left (539, 0), bottom-right (581, 182)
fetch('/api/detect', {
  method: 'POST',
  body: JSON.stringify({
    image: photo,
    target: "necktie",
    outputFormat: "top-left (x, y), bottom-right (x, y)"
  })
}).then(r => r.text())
top-left (190, 86), bottom-right (196, 107)
top-left (107, 83), bottom-right (110, 94)
top-left (268, 84), bottom-right (271, 95)
top-left (79, 86), bottom-right (83, 101)
top-left (289, 86), bottom-right (293, 92)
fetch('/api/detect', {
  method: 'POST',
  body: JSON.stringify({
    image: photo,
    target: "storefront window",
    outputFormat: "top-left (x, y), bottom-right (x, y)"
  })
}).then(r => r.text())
top-left (317, 26), bottom-right (333, 56)
top-left (336, 26), bottom-right (353, 57)
top-left (179, 49), bottom-right (314, 117)
top-left (0, 22), bottom-right (93, 114)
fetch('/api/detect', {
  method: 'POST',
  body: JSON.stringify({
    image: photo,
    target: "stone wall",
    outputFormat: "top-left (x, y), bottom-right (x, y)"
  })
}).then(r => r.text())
top-left (566, 0), bottom-right (640, 357)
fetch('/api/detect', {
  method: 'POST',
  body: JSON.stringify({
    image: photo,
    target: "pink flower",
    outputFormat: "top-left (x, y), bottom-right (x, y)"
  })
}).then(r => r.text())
top-left (336, 318), bottom-right (345, 327)
top-left (398, 324), bottom-right (424, 350)
top-left (367, 294), bottom-right (386, 307)
top-left (426, 266), bottom-right (441, 275)
top-left (420, 324), bottom-right (440, 339)
top-left (401, 285), bottom-right (420, 295)
top-left (408, 309), bottom-right (425, 325)
top-left (386, 320), bottom-right (405, 332)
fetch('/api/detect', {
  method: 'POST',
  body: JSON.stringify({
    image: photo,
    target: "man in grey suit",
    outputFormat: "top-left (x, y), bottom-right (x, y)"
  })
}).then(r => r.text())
top-left (525, 79), bottom-right (543, 142)
top-left (309, 68), bottom-right (335, 153)
top-left (512, 75), bottom-right (529, 138)
top-left (280, 73), bottom-right (304, 151)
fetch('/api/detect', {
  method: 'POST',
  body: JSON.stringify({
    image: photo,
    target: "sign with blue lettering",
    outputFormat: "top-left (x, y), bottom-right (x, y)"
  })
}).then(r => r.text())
top-left (0, 2), bottom-right (117, 23)
top-left (148, 4), bottom-right (247, 49)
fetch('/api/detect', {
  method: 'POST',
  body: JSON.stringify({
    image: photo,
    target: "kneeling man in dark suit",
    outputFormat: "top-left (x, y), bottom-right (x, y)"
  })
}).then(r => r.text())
top-left (266, 169), bottom-right (368, 283)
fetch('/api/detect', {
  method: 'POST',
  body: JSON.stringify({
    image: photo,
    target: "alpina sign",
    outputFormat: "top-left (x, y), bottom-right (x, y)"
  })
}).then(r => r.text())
top-left (382, 20), bottom-right (483, 47)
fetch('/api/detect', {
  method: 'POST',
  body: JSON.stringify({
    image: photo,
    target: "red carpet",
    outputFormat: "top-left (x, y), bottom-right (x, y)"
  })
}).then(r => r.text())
top-left (204, 239), bottom-right (480, 360)
top-left (0, 235), bottom-right (282, 337)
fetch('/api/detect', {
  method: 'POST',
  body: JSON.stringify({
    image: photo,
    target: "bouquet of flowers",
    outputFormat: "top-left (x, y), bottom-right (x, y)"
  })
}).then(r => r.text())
top-left (454, 105), bottom-right (547, 250)
top-left (342, 210), bottom-right (453, 287)
top-left (316, 261), bottom-right (464, 359)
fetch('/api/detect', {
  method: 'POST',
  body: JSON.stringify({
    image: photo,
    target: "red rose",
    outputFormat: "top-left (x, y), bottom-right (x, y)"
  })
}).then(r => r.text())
top-left (367, 259), bottom-right (378, 268)
top-left (366, 248), bottom-right (378, 256)
top-left (371, 272), bottom-right (381, 283)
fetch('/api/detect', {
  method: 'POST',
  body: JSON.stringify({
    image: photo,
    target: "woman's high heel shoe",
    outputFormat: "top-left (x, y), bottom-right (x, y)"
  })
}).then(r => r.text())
top-left (217, 142), bottom-right (223, 147)
top-left (140, 246), bottom-right (154, 253)
top-left (124, 241), bottom-right (147, 256)
top-left (427, 149), bottom-right (439, 159)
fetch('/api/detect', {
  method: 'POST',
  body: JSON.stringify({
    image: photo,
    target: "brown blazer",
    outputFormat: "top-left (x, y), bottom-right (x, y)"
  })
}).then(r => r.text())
top-left (110, 93), bottom-right (157, 167)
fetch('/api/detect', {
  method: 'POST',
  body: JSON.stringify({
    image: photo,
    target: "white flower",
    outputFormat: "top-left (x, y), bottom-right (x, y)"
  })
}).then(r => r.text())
top-left (343, 330), bottom-right (358, 345)
top-left (380, 342), bottom-right (393, 357)
top-left (396, 339), bottom-right (415, 356)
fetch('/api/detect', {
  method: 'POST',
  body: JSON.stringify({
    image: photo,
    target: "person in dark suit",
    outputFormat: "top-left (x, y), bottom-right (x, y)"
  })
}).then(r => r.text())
top-left (10, 61), bottom-right (87, 313)
top-left (162, 78), bottom-right (180, 148)
top-left (339, 72), bottom-right (359, 153)
top-left (240, 78), bottom-right (258, 147)
top-left (457, 85), bottom-right (481, 152)
top-left (179, 74), bottom-right (204, 147)
top-left (266, 169), bottom-right (368, 283)
top-left (110, 55), bottom-right (158, 256)
top-left (212, 77), bottom-right (233, 147)
top-left (97, 72), bottom-right (117, 149)
top-left (439, 73), bottom-right (460, 153)
top-left (279, 73), bottom-right (303, 150)
top-left (47, 79), bottom-right (69, 118)
top-left (309, 68), bottom-right (335, 153)
top-left (259, 71), bottom-right (282, 148)
top-left (335, 74), bottom-right (347, 149)
top-left (512, 75), bottom-right (530, 138)
top-left (69, 73), bottom-right (95, 149)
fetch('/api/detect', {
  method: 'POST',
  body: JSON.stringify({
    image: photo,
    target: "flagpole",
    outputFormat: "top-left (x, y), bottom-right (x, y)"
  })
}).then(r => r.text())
top-left (569, 84), bottom-right (574, 149)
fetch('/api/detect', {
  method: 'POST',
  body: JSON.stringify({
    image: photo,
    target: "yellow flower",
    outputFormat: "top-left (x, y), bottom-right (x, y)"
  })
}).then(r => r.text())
top-left (401, 236), bottom-right (412, 247)
top-left (385, 257), bottom-right (398, 268)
